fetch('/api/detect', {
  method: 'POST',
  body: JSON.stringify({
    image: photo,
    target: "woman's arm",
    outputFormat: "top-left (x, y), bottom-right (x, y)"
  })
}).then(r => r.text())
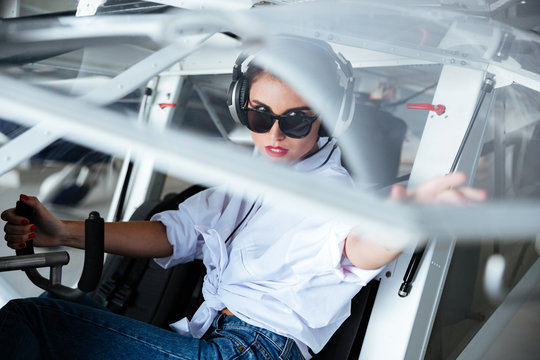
top-left (2, 195), bottom-right (172, 258)
top-left (62, 220), bottom-right (172, 258)
top-left (344, 233), bottom-right (401, 270)
top-left (344, 172), bottom-right (487, 270)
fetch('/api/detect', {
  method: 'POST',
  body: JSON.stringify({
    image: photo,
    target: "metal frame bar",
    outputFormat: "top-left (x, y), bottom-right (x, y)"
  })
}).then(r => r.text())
top-left (0, 252), bottom-right (69, 272)
top-left (3, 5), bottom-right (535, 78)
top-left (0, 122), bottom-right (63, 175)
top-left (80, 35), bottom-right (211, 105)
top-left (119, 65), bottom-right (186, 221)
top-left (2, 73), bottom-right (540, 239)
top-left (0, 0), bottom-right (19, 18)
top-left (360, 65), bottom-right (490, 359)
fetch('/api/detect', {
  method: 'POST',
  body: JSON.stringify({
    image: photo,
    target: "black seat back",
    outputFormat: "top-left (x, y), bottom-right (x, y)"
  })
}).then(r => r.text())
top-left (313, 280), bottom-right (379, 359)
top-left (341, 101), bottom-right (407, 189)
top-left (89, 185), bottom-right (206, 328)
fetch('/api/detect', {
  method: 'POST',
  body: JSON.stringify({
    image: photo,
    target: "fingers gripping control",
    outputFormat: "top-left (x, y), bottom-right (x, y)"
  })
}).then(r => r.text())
top-left (14, 201), bottom-right (35, 256)
top-left (10, 202), bottom-right (105, 298)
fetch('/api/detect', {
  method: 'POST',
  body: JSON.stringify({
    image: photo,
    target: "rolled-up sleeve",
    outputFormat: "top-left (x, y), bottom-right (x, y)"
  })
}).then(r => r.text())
top-left (151, 206), bottom-right (204, 268)
top-left (151, 188), bottom-right (220, 268)
top-left (332, 224), bottom-right (385, 284)
top-left (320, 219), bottom-right (385, 285)
top-left (151, 186), bottom-right (250, 269)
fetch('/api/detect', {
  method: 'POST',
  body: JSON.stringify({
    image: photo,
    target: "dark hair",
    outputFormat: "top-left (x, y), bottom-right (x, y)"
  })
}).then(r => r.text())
top-left (242, 64), bottom-right (265, 107)
top-left (244, 64), bottom-right (266, 88)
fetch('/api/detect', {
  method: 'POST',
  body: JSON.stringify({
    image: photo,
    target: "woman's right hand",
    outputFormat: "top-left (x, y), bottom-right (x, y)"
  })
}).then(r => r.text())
top-left (1, 194), bottom-right (66, 250)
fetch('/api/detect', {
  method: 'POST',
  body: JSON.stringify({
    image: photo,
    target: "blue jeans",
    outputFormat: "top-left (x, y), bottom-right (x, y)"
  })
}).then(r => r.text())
top-left (0, 296), bottom-right (304, 360)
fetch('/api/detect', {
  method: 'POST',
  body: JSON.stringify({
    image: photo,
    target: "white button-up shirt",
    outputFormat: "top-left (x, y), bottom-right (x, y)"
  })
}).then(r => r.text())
top-left (152, 138), bottom-right (383, 358)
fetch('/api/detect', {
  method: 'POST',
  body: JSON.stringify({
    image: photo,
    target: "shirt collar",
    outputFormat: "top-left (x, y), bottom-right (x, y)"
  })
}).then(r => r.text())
top-left (292, 137), bottom-right (338, 173)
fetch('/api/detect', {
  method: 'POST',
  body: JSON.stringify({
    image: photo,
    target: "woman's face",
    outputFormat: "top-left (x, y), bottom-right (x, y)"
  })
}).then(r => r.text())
top-left (248, 72), bottom-right (321, 164)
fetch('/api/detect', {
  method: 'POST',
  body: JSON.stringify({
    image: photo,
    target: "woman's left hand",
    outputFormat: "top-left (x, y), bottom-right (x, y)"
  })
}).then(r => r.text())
top-left (390, 171), bottom-right (488, 205)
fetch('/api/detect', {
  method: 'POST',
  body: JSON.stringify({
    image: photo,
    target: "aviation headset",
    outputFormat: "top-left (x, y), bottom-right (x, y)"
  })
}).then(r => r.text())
top-left (226, 36), bottom-right (356, 138)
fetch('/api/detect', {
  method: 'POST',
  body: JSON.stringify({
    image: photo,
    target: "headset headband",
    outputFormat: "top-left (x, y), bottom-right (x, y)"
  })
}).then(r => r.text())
top-left (227, 36), bottom-right (355, 138)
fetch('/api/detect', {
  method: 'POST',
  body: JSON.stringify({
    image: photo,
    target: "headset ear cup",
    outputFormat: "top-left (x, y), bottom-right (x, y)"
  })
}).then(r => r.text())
top-left (332, 76), bottom-right (355, 138)
top-left (227, 77), bottom-right (249, 126)
top-left (236, 78), bottom-right (249, 126)
top-left (227, 52), bottom-right (251, 126)
top-left (227, 80), bottom-right (240, 123)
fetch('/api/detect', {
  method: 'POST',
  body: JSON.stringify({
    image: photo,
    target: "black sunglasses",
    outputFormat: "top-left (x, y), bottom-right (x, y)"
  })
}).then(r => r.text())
top-left (242, 106), bottom-right (319, 139)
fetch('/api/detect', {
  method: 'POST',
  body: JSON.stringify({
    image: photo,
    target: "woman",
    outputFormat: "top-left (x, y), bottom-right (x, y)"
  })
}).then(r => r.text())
top-left (0, 37), bottom-right (486, 360)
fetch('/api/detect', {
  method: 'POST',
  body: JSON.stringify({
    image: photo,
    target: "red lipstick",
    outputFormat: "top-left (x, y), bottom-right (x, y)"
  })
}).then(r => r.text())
top-left (265, 146), bottom-right (289, 158)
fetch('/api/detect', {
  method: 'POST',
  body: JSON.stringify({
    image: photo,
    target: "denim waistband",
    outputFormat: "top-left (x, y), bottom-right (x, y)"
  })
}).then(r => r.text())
top-left (208, 314), bottom-right (306, 359)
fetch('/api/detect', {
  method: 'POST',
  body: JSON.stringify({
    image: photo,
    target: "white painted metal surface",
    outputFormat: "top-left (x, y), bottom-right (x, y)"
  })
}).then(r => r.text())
top-left (360, 65), bottom-right (488, 359)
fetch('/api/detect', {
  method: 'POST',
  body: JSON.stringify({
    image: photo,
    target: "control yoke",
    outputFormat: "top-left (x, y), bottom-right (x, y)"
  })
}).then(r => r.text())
top-left (0, 201), bottom-right (104, 300)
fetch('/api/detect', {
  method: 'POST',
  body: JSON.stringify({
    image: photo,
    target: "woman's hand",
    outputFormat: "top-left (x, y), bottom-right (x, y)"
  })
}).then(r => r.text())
top-left (2, 195), bottom-right (171, 257)
top-left (390, 172), bottom-right (487, 205)
top-left (1, 194), bottom-right (66, 250)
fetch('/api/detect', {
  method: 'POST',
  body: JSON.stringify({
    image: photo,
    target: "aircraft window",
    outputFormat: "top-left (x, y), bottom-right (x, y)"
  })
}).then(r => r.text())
top-left (0, 86), bottom-right (140, 300)
top-left (12, 1), bottom-right (78, 17)
top-left (471, 84), bottom-right (540, 200)
top-left (505, 37), bottom-right (540, 75)
top-left (342, 64), bottom-right (443, 189)
top-left (0, 141), bottom-right (122, 300)
top-left (170, 75), bottom-right (238, 140)
top-left (426, 82), bottom-right (540, 359)
top-left (2, 43), bottom-right (158, 99)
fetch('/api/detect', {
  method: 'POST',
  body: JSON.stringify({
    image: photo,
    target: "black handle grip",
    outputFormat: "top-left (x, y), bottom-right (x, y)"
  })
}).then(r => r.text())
top-left (78, 211), bottom-right (104, 292)
top-left (15, 200), bottom-right (35, 256)
top-left (9, 202), bottom-right (105, 298)
top-left (398, 246), bottom-right (425, 297)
